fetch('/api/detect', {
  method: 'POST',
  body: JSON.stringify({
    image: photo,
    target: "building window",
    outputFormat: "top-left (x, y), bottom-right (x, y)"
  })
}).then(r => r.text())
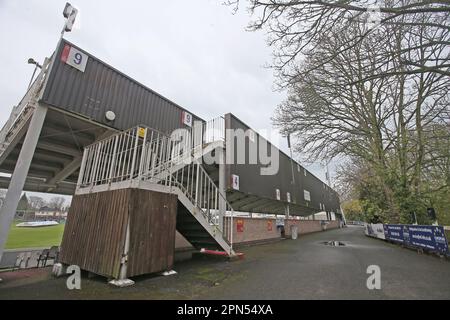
top-left (303, 190), bottom-right (311, 201)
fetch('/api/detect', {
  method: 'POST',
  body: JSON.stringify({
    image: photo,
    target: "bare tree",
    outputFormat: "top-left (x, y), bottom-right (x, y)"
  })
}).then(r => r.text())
top-left (230, 0), bottom-right (450, 221)
top-left (28, 196), bottom-right (45, 209)
top-left (48, 196), bottom-right (66, 211)
top-left (272, 19), bottom-right (449, 221)
top-left (229, 0), bottom-right (450, 85)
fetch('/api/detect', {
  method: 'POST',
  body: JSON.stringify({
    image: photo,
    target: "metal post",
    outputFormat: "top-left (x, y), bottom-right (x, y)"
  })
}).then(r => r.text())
top-left (119, 220), bottom-right (131, 280)
top-left (108, 135), bottom-right (119, 184)
top-left (90, 142), bottom-right (102, 186)
top-left (289, 145), bottom-right (295, 186)
top-left (27, 64), bottom-right (39, 90)
top-left (326, 161), bottom-right (332, 187)
top-left (37, 18), bottom-right (69, 101)
top-left (340, 205), bottom-right (347, 225)
top-left (413, 211), bottom-right (418, 225)
top-left (109, 217), bottom-right (134, 286)
top-left (230, 209), bottom-right (233, 255)
top-left (0, 103), bottom-right (48, 263)
top-left (76, 147), bottom-right (88, 188)
top-left (218, 147), bottom-right (226, 232)
top-left (129, 128), bottom-right (140, 180)
top-left (0, 3), bottom-right (79, 276)
top-left (195, 163), bottom-right (200, 206)
top-left (138, 128), bottom-right (147, 179)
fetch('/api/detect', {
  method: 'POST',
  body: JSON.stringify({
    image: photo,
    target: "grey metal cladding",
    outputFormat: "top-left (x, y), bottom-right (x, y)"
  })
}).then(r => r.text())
top-left (225, 113), bottom-right (340, 213)
top-left (41, 39), bottom-right (204, 133)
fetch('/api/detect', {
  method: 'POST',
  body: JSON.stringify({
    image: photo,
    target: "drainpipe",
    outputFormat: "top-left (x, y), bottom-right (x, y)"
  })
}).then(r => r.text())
top-left (119, 220), bottom-right (131, 280)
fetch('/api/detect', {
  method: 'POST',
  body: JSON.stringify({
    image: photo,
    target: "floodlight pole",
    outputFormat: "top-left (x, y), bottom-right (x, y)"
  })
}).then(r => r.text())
top-left (0, 4), bottom-right (77, 277)
top-left (326, 161), bottom-right (332, 187)
top-left (27, 60), bottom-right (42, 90)
top-left (286, 134), bottom-right (295, 186)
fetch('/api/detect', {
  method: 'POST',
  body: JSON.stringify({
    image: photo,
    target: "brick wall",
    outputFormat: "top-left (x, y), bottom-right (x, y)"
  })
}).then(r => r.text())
top-left (175, 217), bottom-right (342, 250)
top-left (285, 219), bottom-right (340, 237)
top-left (224, 216), bottom-right (281, 245)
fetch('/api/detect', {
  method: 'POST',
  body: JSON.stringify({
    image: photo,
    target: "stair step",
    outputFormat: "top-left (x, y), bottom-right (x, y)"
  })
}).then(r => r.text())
top-left (176, 216), bottom-right (198, 224)
top-left (172, 167), bottom-right (234, 255)
top-left (181, 231), bottom-right (213, 239)
top-left (177, 222), bottom-right (204, 230)
top-left (188, 238), bottom-right (218, 245)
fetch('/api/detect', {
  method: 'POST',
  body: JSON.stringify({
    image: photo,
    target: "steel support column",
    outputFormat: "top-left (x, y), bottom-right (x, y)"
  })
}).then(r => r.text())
top-left (0, 103), bottom-right (48, 263)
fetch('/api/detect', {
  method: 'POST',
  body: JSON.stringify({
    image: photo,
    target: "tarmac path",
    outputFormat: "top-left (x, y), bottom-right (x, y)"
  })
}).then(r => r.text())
top-left (0, 226), bottom-right (449, 299)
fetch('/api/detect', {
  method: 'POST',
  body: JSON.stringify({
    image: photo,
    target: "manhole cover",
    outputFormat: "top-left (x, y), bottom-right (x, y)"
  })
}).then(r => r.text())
top-left (322, 241), bottom-right (346, 246)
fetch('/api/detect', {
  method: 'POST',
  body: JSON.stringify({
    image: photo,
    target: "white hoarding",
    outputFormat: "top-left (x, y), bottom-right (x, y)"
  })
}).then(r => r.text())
top-left (365, 223), bottom-right (386, 239)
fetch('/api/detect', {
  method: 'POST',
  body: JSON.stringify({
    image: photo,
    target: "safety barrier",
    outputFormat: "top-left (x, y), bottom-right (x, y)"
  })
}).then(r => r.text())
top-left (365, 223), bottom-right (449, 256)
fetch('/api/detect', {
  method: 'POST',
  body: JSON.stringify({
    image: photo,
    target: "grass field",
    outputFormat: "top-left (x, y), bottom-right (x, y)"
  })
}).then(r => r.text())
top-left (5, 222), bottom-right (65, 249)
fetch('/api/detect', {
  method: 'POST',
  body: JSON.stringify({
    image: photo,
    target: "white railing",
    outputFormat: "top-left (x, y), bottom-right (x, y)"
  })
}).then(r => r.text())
top-left (76, 116), bottom-right (234, 251)
top-left (0, 58), bottom-right (51, 152)
top-left (159, 159), bottom-right (235, 246)
top-left (77, 117), bottom-right (225, 188)
top-left (203, 116), bottom-right (225, 144)
top-left (77, 126), bottom-right (171, 187)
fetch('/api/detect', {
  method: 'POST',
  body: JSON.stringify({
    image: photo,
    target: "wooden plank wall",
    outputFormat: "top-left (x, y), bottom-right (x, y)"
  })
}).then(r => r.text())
top-left (127, 190), bottom-right (177, 277)
top-left (59, 189), bottom-right (130, 278)
top-left (60, 188), bottom-right (178, 279)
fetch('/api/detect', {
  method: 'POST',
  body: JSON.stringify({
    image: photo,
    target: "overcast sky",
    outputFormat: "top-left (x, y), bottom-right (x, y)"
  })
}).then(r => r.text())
top-left (0, 0), bottom-right (331, 204)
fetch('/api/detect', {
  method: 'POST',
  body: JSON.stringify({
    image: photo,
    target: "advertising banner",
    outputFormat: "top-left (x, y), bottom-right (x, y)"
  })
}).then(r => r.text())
top-left (407, 225), bottom-right (449, 254)
top-left (236, 219), bottom-right (244, 233)
top-left (267, 220), bottom-right (273, 231)
top-left (382, 224), bottom-right (449, 255)
top-left (383, 224), bottom-right (405, 243)
top-left (364, 223), bottom-right (385, 239)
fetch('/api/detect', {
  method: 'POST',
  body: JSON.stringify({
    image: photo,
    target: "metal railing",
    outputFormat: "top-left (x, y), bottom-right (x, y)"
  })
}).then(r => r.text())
top-left (0, 57), bottom-right (51, 153)
top-left (77, 117), bottom-right (225, 188)
top-left (78, 126), bottom-right (171, 187)
top-left (160, 159), bottom-right (235, 247)
top-left (203, 116), bottom-right (225, 144)
top-left (76, 116), bottom-right (234, 252)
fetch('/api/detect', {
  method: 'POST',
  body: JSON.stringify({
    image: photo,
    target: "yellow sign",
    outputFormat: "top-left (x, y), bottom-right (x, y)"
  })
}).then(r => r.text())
top-left (138, 127), bottom-right (146, 138)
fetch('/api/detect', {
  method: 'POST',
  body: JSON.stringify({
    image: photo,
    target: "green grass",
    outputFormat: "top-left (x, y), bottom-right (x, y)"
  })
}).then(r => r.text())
top-left (5, 222), bottom-right (65, 249)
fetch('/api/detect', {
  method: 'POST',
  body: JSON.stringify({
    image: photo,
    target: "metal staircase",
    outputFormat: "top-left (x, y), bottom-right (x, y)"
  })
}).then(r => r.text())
top-left (75, 118), bottom-right (236, 256)
top-left (0, 58), bottom-right (51, 160)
